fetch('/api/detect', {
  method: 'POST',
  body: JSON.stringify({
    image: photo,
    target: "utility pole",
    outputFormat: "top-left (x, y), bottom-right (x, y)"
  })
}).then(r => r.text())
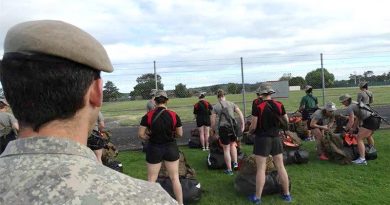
top-left (241, 57), bottom-right (246, 117)
top-left (154, 61), bottom-right (157, 90)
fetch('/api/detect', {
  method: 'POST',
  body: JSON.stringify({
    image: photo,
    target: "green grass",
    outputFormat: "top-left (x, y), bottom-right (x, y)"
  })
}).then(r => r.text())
top-left (118, 130), bottom-right (390, 205)
top-left (103, 86), bottom-right (390, 127)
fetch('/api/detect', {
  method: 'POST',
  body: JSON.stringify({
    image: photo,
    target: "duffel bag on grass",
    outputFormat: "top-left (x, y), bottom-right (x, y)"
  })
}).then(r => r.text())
top-left (103, 158), bottom-right (123, 173)
top-left (234, 170), bottom-right (291, 196)
top-left (157, 177), bottom-right (202, 204)
top-left (283, 149), bottom-right (309, 165)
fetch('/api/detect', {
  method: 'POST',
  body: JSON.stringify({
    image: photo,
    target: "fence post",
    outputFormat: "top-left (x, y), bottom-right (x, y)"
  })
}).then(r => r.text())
top-left (154, 61), bottom-right (158, 90)
top-left (321, 53), bottom-right (325, 106)
top-left (241, 57), bottom-right (246, 117)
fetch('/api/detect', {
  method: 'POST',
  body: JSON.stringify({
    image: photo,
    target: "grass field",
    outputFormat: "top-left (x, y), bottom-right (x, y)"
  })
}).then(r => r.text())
top-left (102, 86), bottom-right (390, 127)
top-left (118, 130), bottom-right (390, 205)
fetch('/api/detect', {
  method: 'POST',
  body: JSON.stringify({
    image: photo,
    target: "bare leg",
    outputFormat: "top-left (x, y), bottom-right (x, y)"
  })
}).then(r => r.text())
top-left (165, 160), bottom-right (183, 205)
top-left (147, 162), bottom-right (162, 182)
top-left (254, 155), bottom-right (267, 198)
top-left (367, 135), bottom-right (374, 146)
top-left (222, 144), bottom-right (232, 170)
top-left (93, 149), bottom-right (103, 164)
top-left (273, 154), bottom-right (290, 195)
top-left (204, 126), bottom-right (210, 149)
top-left (357, 127), bottom-right (372, 159)
top-left (199, 126), bottom-right (205, 149)
top-left (230, 142), bottom-right (238, 164)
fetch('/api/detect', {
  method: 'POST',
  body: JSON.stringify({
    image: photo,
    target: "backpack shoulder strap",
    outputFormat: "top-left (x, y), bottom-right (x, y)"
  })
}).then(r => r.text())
top-left (146, 109), bottom-right (157, 127)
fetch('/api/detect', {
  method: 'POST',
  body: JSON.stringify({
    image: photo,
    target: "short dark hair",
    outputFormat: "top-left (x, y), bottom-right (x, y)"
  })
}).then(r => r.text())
top-left (154, 96), bottom-right (168, 104)
top-left (0, 53), bottom-right (100, 131)
top-left (306, 88), bottom-right (313, 93)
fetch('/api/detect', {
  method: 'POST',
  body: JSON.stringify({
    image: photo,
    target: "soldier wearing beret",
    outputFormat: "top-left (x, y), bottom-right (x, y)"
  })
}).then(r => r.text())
top-left (0, 20), bottom-right (178, 205)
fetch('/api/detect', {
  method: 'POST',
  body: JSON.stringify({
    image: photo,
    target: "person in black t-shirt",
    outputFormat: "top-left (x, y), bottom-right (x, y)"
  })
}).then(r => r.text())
top-left (138, 90), bottom-right (183, 204)
top-left (248, 83), bottom-right (292, 204)
top-left (193, 92), bottom-right (213, 151)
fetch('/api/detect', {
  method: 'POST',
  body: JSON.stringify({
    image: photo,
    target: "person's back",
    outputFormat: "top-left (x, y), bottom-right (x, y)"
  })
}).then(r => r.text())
top-left (0, 20), bottom-right (177, 205)
top-left (357, 81), bottom-right (373, 106)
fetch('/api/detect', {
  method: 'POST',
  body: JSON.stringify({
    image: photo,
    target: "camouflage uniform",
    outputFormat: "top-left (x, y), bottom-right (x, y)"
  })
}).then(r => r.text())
top-left (0, 112), bottom-right (17, 137)
top-left (0, 137), bottom-right (178, 205)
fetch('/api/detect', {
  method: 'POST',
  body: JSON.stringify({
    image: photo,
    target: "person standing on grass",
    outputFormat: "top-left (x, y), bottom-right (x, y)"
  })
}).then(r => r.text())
top-left (211, 89), bottom-right (245, 175)
top-left (0, 20), bottom-right (178, 204)
top-left (146, 89), bottom-right (157, 112)
top-left (310, 102), bottom-right (337, 161)
top-left (339, 94), bottom-right (381, 165)
top-left (193, 92), bottom-right (213, 151)
top-left (248, 83), bottom-right (291, 204)
top-left (299, 85), bottom-right (318, 141)
top-left (139, 90), bottom-right (183, 204)
top-left (356, 81), bottom-right (375, 147)
top-left (0, 99), bottom-right (19, 154)
top-left (252, 89), bottom-right (263, 114)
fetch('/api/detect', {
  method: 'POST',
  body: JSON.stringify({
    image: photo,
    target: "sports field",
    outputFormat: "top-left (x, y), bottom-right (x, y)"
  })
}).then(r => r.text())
top-left (102, 86), bottom-right (390, 127)
top-left (118, 130), bottom-right (390, 205)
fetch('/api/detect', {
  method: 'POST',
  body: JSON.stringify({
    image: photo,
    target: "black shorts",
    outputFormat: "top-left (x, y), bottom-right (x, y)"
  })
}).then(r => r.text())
top-left (253, 135), bottom-right (283, 157)
top-left (196, 116), bottom-right (211, 127)
top-left (362, 116), bottom-right (381, 131)
top-left (146, 142), bottom-right (180, 164)
top-left (87, 131), bottom-right (105, 150)
top-left (219, 126), bottom-right (237, 145)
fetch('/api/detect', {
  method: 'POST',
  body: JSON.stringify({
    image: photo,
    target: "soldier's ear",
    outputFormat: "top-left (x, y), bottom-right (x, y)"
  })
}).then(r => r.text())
top-left (89, 78), bottom-right (103, 107)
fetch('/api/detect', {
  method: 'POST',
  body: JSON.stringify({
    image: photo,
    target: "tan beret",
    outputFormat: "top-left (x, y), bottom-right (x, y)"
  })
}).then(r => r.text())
top-left (4, 20), bottom-right (113, 72)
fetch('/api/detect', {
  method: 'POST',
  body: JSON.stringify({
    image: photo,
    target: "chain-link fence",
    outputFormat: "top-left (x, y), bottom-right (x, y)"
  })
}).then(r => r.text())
top-left (102, 51), bottom-right (390, 126)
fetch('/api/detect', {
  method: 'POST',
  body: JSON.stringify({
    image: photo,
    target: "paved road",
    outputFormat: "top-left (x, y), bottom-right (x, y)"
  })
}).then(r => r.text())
top-left (110, 105), bottom-right (390, 151)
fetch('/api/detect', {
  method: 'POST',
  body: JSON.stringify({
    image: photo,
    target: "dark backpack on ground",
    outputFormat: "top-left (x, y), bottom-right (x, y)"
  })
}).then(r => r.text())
top-left (206, 138), bottom-right (244, 169)
top-left (188, 129), bottom-right (202, 149)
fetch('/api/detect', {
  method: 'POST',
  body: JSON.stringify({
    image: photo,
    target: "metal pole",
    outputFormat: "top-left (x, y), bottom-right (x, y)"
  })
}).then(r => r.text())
top-left (154, 61), bottom-right (158, 90)
top-left (321, 53), bottom-right (325, 106)
top-left (241, 57), bottom-right (246, 117)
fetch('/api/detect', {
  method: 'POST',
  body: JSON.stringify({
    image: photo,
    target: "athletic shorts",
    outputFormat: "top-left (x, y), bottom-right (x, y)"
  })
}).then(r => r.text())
top-left (146, 142), bottom-right (180, 164)
top-left (196, 116), bottom-right (211, 127)
top-left (87, 131), bottom-right (105, 150)
top-left (253, 135), bottom-right (283, 157)
top-left (362, 116), bottom-right (381, 131)
top-left (219, 126), bottom-right (237, 145)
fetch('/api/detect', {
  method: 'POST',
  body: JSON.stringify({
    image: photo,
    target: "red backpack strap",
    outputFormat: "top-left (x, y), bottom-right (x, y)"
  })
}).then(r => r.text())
top-left (146, 109), bottom-right (157, 127)
top-left (203, 100), bottom-right (209, 110)
top-left (166, 110), bottom-right (177, 130)
top-left (257, 101), bottom-right (268, 128)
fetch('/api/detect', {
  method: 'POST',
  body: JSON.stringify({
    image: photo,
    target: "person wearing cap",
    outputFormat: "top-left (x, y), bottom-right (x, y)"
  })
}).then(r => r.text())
top-left (357, 81), bottom-right (373, 106)
top-left (87, 111), bottom-right (105, 163)
top-left (0, 20), bottom-right (178, 204)
top-left (210, 89), bottom-right (245, 175)
top-left (146, 89), bottom-right (157, 112)
top-left (0, 99), bottom-right (19, 154)
top-left (248, 82), bottom-right (291, 204)
top-left (139, 90), bottom-right (183, 204)
top-left (193, 92), bottom-right (213, 151)
top-left (299, 85), bottom-right (318, 140)
top-left (310, 102), bottom-right (337, 160)
top-left (252, 88), bottom-right (264, 114)
top-left (339, 94), bottom-right (380, 165)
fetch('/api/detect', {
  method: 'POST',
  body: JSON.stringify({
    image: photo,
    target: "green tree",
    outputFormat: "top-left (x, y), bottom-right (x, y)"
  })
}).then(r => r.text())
top-left (209, 85), bottom-right (220, 94)
top-left (174, 83), bottom-right (191, 98)
top-left (227, 83), bottom-right (238, 94)
top-left (289, 76), bottom-right (306, 89)
top-left (279, 73), bottom-right (292, 81)
top-left (130, 73), bottom-right (163, 99)
top-left (103, 81), bottom-right (121, 102)
top-left (305, 68), bottom-right (335, 88)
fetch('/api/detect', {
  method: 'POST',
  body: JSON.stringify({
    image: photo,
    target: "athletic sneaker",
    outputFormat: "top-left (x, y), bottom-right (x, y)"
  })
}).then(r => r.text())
top-left (205, 147), bottom-right (209, 151)
top-left (248, 194), bottom-right (261, 204)
top-left (281, 194), bottom-right (292, 202)
top-left (352, 158), bottom-right (367, 165)
top-left (233, 162), bottom-right (238, 170)
top-left (202, 147), bottom-right (206, 151)
top-left (223, 169), bottom-right (234, 175)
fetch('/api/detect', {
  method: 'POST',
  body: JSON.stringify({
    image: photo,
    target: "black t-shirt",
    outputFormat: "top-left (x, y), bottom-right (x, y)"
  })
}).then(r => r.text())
top-left (141, 107), bottom-right (182, 144)
top-left (193, 100), bottom-right (213, 116)
top-left (252, 99), bottom-right (286, 137)
top-left (251, 98), bottom-right (263, 114)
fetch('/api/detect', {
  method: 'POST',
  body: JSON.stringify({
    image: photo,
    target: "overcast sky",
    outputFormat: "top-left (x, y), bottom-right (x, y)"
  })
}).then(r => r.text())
top-left (1, 0), bottom-right (390, 92)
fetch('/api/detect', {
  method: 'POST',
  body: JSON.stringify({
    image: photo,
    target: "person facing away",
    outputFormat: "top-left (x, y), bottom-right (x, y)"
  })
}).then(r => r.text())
top-left (146, 89), bottom-right (157, 112)
top-left (210, 89), bottom-right (245, 175)
top-left (0, 99), bottom-right (19, 154)
top-left (87, 111), bottom-right (105, 163)
top-left (0, 20), bottom-right (178, 205)
top-left (339, 94), bottom-right (380, 165)
top-left (299, 85), bottom-right (318, 140)
top-left (310, 102), bottom-right (337, 161)
top-left (357, 81), bottom-right (373, 106)
top-left (193, 92), bottom-right (213, 151)
top-left (251, 89), bottom-right (263, 114)
top-left (138, 90), bottom-right (184, 205)
top-left (248, 83), bottom-right (292, 204)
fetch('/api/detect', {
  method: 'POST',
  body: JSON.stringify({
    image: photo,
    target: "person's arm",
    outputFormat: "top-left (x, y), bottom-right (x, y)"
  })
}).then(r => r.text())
top-left (234, 106), bottom-right (245, 133)
top-left (249, 116), bottom-right (258, 134)
top-left (175, 127), bottom-right (183, 138)
top-left (138, 126), bottom-right (149, 140)
top-left (328, 116), bottom-right (335, 130)
top-left (98, 121), bottom-right (105, 132)
top-left (345, 113), bottom-right (355, 133)
top-left (210, 113), bottom-right (216, 130)
top-left (310, 118), bottom-right (327, 130)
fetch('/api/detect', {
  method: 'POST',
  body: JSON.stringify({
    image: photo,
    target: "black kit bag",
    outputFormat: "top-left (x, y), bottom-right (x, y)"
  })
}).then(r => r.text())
top-left (365, 144), bottom-right (377, 160)
top-left (104, 158), bottom-right (123, 173)
top-left (188, 129), bottom-right (202, 149)
top-left (157, 177), bottom-right (202, 204)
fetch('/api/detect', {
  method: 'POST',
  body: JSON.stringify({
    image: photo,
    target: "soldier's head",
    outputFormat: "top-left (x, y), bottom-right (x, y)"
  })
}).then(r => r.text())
top-left (258, 82), bottom-right (275, 99)
top-left (216, 89), bottom-right (225, 100)
top-left (198, 92), bottom-right (206, 99)
top-left (339, 94), bottom-right (352, 106)
top-left (359, 81), bottom-right (368, 90)
top-left (323, 102), bottom-right (337, 116)
top-left (0, 20), bottom-right (112, 132)
top-left (154, 90), bottom-right (169, 105)
top-left (304, 85), bottom-right (313, 94)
